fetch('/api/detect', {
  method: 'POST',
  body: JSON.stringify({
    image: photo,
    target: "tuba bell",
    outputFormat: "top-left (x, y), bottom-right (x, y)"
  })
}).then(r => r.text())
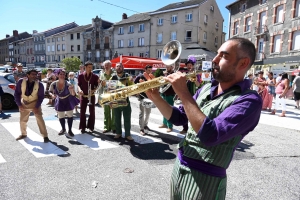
top-left (160, 40), bottom-right (182, 93)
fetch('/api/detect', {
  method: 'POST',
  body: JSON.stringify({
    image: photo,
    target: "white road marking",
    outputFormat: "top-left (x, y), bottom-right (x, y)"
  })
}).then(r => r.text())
top-left (2, 122), bottom-right (67, 158)
top-left (0, 154), bottom-right (6, 163)
top-left (45, 120), bottom-right (118, 150)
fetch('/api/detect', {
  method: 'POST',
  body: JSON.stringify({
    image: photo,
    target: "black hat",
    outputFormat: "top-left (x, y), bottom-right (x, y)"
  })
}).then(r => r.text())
top-left (26, 68), bottom-right (38, 74)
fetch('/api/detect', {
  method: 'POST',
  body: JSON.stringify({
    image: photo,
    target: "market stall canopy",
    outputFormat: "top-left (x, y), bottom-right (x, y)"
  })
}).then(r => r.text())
top-left (110, 56), bottom-right (185, 70)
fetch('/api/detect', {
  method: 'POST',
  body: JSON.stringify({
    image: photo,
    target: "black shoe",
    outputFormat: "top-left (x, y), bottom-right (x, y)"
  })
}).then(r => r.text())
top-left (81, 129), bottom-right (86, 134)
top-left (58, 129), bottom-right (66, 135)
top-left (68, 130), bottom-right (74, 137)
top-left (16, 135), bottom-right (27, 141)
top-left (44, 137), bottom-right (50, 143)
top-left (144, 126), bottom-right (150, 131)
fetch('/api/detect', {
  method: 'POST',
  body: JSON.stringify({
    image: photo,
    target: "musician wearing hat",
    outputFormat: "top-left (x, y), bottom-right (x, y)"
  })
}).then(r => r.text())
top-left (13, 63), bottom-right (27, 83)
top-left (180, 56), bottom-right (200, 134)
top-left (134, 65), bottom-right (154, 136)
top-left (14, 68), bottom-right (50, 143)
top-left (110, 63), bottom-right (134, 141)
top-left (77, 61), bottom-right (99, 133)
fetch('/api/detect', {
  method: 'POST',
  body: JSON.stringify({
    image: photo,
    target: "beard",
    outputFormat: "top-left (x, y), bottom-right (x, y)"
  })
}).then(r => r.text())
top-left (212, 65), bottom-right (236, 82)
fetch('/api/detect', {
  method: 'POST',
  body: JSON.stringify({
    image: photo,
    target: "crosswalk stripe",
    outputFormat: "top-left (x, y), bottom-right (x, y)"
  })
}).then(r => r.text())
top-left (2, 122), bottom-right (68, 158)
top-left (45, 120), bottom-right (118, 150)
top-left (0, 154), bottom-right (6, 163)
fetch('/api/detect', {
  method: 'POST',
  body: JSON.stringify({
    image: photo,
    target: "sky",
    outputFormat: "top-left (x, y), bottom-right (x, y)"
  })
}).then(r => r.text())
top-left (0, 0), bottom-right (232, 39)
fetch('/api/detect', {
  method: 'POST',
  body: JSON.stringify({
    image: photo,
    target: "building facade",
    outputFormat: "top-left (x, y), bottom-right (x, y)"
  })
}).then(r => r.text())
top-left (113, 13), bottom-right (151, 58)
top-left (149, 0), bottom-right (224, 59)
top-left (226, 0), bottom-right (300, 75)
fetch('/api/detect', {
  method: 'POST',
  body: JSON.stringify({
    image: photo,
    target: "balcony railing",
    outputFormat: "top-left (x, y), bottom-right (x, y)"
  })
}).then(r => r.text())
top-left (87, 45), bottom-right (91, 50)
top-left (95, 44), bottom-right (100, 49)
top-left (104, 43), bottom-right (109, 49)
top-left (254, 25), bottom-right (268, 35)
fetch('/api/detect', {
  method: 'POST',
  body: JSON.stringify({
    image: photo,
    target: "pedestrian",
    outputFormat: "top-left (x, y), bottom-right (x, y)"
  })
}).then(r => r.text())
top-left (271, 73), bottom-right (289, 117)
top-left (48, 69), bottom-right (79, 136)
top-left (100, 60), bottom-right (116, 134)
top-left (134, 65), bottom-right (154, 136)
top-left (180, 55), bottom-right (200, 134)
top-left (77, 61), bottom-right (99, 133)
top-left (292, 72), bottom-right (300, 109)
top-left (110, 63), bottom-right (134, 141)
top-left (68, 71), bottom-right (79, 113)
top-left (14, 69), bottom-right (50, 143)
top-left (159, 65), bottom-right (175, 132)
top-left (13, 63), bottom-right (27, 83)
top-left (262, 72), bottom-right (276, 111)
top-left (145, 37), bottom-right (262, 199)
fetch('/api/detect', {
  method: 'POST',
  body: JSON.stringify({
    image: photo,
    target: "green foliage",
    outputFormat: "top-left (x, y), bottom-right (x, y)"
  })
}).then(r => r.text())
top-left (61, 57), bottom-right (81, 72)
top-left (153, 68), bottom-right (164, 77)
top-left (42, 68), bottom-right (48, 75)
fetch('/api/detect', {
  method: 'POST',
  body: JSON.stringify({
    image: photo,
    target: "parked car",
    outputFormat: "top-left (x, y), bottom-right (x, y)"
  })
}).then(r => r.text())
top-left (0, 67), bottom-right (6, 73)
top-left (92, 69), bottom-right (103, 76)
top-left (0, 73), bottom-right (17, 109)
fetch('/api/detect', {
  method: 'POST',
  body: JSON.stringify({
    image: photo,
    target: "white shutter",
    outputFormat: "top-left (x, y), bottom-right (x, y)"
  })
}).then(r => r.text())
top-left (293, 31), bottom-right (300, 50)
top-left (273, 35), bottom-right (281, 52)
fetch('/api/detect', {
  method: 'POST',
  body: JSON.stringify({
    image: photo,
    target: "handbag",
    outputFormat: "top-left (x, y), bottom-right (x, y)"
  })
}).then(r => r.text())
top-left (0, 86), bottom-right (4, 96)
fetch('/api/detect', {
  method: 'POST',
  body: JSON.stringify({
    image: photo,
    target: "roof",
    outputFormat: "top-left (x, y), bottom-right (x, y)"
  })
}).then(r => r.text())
top-left (225, 0), bottom-right (241, 10)
top-left (35, 22), bottom-right (78, 37)
top-left (153, 0), bottom-right (207, 12)
top-left (114, 13), bottom-right (150, 26)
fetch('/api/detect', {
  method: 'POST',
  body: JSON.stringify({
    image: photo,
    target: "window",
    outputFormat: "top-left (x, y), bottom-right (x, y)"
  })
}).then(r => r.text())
top-left (118, 40), bottom-right (124, 48)
top-left (138, 37), bottom-right (145, 46)
top-left (62, 36), bottom-right (65, 41)
top-left (210, 6), bottom-right (214, 11)
top-left (47, 46), bottom-right (50, 52)
top-left (57, 44), bottom-right (60, 51)
top-left (204, 15), bottom-right (208, 24)
top-left (77, 56), bottom-right (80, 60)
top-left (215, 22), bottom-right (219, 30)
top-left (57, 37), bottom-right (60, 42)
top-left (71, 45), bottom-right (74, 51)
top-left (273, 35), bottom-right (281, 52)
top-left (77, 33), bottom-right (80, 39)
top-left (47, 38), bottom-right (50, 43)
top-left (157, 49), bottom-right (162, 58)
top-left (292, 30), bottom-right (300, 50)
top-left (128, 25), bottom-right (134, 33)
top-left (139, 53), bottom-right (144, 57)
top-left (52, 55), bottom-right (55, 62)
top-left (70, 34), bottom-right (74, 40)
top-left (203, 32), bottom-right (207, 41)
top-left (234, 21), bottom-right (239, 35)
top-left (296, 0), bottom-right (300, 17)
top-left (157, 33), bottom-right (162, 43)
top-left (129, 53), bottom-right (133, 56)
top-left (275, 5), bottom-right (284, 23)
top-left (186, 13), bottom-right (192, 22)
top-left (241, 3), bottom-right (246, 12)
top-left (186, 31), bottom-right (192, 41)
top-left (58, 56), bottom-right (61, 62)
top-left (171, 32), bottom-right (176, 40)
top-left (76, 45), bottom-right (79, 51)
top-left (52, 38), bottom-right (55, 42)
top-left (52, 45), bottom-right (54, 51)
top-left (215, 36), bottom-right (218, 45)
top-left (157, 18), bottom-right (163, 25)
top-left (245, 17), bottom-right (251, 32)
top-left (128, 39), bottom-right (134, 47)
top-left (261, 0), bottom-right (267, 4)
top-left (119, 27), bottom-right (124, 34)
top-left (171, 15), bottom-right (177, 23)
top-left (139, 24), bottom-right (145, 32)
top-left (62, 44), bottom-right (65, 51)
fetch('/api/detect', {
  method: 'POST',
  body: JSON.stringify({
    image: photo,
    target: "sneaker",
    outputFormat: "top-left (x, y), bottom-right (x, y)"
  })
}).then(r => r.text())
top-left (158, 124), bottom-right (167, 128)
top-left (16, 135), bottom-right (27, 141)
top-left (126, 136), bottom-right (134, 141)
top-left (44, 137), bottom-right (50, 143)
top-left (140, 130), bottom-right (145, 136)
top-left (68, 130), bottom-right (74, 137)
top-left (166, 128), bottom-right (173, 132)
top-left (58, 129), bottom-right (66, 135)
top-left (114, 134), bottom-right (122, 139)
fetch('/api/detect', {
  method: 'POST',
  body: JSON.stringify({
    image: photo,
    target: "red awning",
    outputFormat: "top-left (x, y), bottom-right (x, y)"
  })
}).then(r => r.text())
top-left (292, 69), bottom-right (300, 76)
top-left (110, 56), bottom-right (185, 70)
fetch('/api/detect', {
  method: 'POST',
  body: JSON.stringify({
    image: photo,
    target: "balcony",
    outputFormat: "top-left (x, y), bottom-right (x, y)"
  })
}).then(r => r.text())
top-left (255, 52), bottom-right (266, 61)
top-left (104, 43), bottom-right (109, 49)
top-left (254, 25), bottom-right (268, 35)
top-left (87, 45), bottom-right (91, 50)
top-left (95, 44), bottom-right (100, 49)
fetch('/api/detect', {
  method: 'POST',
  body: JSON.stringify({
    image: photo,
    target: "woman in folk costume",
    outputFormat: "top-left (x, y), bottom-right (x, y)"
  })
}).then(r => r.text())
top-left (262, 72), bottom-right (276, 111)
top-left (49, 69), bottom-right (80, 136)
top-left (254, 71), bottom-right (267, 100)
top-left (180, 55), bottom-right (200, 134)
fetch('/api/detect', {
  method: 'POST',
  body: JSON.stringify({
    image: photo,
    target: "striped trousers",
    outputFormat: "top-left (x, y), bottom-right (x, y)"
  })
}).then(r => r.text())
top-left (170, 158), bottom-right (227, 200)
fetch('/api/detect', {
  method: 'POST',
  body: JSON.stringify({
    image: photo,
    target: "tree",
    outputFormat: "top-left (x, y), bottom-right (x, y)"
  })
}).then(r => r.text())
top-left (61, 57), bottom-right (81, 72)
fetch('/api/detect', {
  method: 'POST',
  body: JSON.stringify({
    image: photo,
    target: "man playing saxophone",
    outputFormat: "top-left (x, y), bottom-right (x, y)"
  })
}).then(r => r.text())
top-left (145, 38), bottom-right (262, 199)
top-left (77, 61), bottom-right (99, 133)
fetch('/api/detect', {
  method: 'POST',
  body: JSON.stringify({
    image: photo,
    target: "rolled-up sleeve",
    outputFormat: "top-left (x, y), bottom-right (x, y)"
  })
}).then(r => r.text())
top-left (197, 92), bottom-right (262, 146)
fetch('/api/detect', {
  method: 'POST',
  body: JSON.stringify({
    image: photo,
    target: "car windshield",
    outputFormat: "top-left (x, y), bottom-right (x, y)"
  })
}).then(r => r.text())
top-left (5, 74), bottom-right (16, 83)
top-left (0, 67), bottom-right (6, 71)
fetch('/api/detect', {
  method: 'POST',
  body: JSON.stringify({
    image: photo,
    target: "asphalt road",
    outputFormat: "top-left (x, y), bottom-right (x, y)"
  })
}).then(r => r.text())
top-left (0, 97), bottom-right (299, 200)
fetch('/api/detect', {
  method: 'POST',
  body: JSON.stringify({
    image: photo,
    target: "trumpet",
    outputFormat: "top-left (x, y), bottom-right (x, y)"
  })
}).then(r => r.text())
top-left (99, 71), bottom-right (199, 106)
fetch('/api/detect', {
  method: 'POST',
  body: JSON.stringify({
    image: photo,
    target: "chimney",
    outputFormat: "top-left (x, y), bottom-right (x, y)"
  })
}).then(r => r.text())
top-left (33, 30), bottom-right (38, 34)
top-left (13, 30), bottom-right (18, 37)
top-left (6, 34), bottom-right (10, 38)
top-left (122, 13), bottom-right (127, 19)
